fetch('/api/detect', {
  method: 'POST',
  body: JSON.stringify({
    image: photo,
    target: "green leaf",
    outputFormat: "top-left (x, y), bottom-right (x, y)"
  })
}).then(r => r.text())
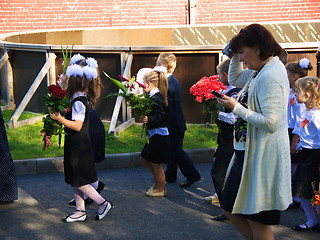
top-left (103, 72), bottom-right (127, 93)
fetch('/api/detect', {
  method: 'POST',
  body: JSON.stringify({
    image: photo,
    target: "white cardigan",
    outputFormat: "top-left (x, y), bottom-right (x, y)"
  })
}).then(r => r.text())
top-left (228, 55), bottom-right (292, 214)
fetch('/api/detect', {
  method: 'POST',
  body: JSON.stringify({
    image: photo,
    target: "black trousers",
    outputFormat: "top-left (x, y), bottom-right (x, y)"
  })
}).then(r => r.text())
top-left (165, 131), bottom-right (200, 181)
top-left (211, 142), bottom-right (234, 200)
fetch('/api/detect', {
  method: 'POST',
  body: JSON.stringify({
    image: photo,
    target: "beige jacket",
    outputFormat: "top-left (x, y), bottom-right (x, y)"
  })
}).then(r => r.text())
top-left (228, 55), bottom-right (292, 214)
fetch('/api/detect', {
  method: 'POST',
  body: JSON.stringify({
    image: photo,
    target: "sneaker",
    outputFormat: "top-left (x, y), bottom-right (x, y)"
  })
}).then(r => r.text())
top-left (203, 193), bottom-right (219, 204)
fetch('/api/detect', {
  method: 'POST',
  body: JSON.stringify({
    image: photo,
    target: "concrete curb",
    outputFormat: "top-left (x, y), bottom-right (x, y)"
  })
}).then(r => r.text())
top-left (13, 148), bottom-right (216, 175)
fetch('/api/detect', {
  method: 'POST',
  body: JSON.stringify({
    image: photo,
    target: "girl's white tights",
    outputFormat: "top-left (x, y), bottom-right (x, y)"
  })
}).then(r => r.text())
top-left (82, 180), bottom-right (99, 200)
top-left (298, 197), bottom-right (318, 228)
top-left (72, 184), bottom-right (108, 216)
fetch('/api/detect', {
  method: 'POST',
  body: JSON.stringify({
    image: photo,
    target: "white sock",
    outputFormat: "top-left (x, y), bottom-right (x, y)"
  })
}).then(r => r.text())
top-left (299, 197), bottom-right (318, 228)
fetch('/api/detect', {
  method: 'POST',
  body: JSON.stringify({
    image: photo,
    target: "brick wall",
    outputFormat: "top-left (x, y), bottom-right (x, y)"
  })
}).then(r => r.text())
top-left (0, 0), bottom-right (319, 34)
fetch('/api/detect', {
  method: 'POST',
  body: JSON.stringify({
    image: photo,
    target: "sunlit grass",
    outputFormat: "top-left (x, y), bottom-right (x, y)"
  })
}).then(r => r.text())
top-left (3, 110), bottom-right (218, 160)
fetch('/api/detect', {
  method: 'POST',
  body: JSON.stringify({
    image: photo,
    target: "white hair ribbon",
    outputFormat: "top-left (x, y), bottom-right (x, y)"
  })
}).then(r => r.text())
top-left (86, 57), bottom-right (98, 69)
top-left (66, 64), bottom-right (83, 77)
top-left (299, 58), bottom-right (310, 69)
top-left (70, 54), bottom-right (85, 65)
top-left (83, 66), bottom-right (98, 81)
top-left (153, 66), bottom-right (167, 74)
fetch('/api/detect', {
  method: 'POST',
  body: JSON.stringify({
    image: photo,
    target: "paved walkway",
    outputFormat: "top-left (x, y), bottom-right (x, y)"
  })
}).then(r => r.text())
top-left (0, 163), bottom-right (319, 240)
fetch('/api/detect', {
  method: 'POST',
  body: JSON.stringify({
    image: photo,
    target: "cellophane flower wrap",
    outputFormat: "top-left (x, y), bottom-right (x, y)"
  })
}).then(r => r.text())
top-left (104, 72), bottom-right (154, 138)
top-left (311, 191), bottom-right (320, 213)
top-left (190, 75), bottom-right (227, 124)
top-left (40, 84), bottom-right (71, 150)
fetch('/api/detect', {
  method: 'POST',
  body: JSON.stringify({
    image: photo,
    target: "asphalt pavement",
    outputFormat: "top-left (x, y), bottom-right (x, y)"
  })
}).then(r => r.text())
top-left (0, 163), bottom-right (319, 240)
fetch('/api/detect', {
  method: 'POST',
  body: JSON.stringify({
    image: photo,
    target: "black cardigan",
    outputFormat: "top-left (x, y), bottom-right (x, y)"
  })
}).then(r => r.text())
top-left (146, 92), bottom-right (168, 130)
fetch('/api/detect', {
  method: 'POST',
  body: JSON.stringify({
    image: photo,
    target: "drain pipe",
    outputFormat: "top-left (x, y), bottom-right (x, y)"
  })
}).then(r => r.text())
top-left (186, 0), bottom-right (197, 25)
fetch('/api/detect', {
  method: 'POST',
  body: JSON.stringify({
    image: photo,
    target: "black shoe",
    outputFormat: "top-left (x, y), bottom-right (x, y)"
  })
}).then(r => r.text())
top-left (212, 214), bottom-right (228, 222)
top-left (96, 181), bottom-right (106, 193)
top-left (180, 177), bottom-right (201, 188)
top-left (68, 181), bottom-right (105, 206)
top-left (292, 223), bottom-right (319, 231)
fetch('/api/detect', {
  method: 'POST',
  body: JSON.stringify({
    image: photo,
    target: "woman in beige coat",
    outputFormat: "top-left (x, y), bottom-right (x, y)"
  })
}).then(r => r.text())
top-left (218, 24), bottom-right (292, 240)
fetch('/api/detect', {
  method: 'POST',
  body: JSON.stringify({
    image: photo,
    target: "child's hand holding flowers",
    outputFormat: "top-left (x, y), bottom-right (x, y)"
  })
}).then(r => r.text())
top-left (40, 84), bottom-right (71, 150)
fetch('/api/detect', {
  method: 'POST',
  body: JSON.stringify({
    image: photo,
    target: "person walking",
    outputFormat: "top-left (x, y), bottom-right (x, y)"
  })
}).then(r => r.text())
top-left (218, 24), bottom-right (292, 240)
top-left (140, 69), bottom-right (171, 197)
top-left (51, 59), bottom-right (113, 222)
top-left (156, 53), bottom-right (201, 187)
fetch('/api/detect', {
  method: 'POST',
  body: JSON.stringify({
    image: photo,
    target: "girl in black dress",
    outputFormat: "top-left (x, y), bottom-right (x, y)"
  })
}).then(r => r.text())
top-left (140, 69), bottom-right (171, 197)
top-left (51, 61), bottom-right (112, 222)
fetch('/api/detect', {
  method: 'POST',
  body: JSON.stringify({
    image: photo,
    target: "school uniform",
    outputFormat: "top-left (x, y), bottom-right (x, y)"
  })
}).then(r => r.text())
top-left (287, 91), bottom-right (305, 163)
top-left (64, 92), bottom-right (97, 187)
top-left (165, 74), bottom-right (200, 182)
top-left (211, 85), bottom-right (240, 200)
top-left (140, 89), bottom-right (171, 164)
top-left (292, 108), bottom-right (320, 199)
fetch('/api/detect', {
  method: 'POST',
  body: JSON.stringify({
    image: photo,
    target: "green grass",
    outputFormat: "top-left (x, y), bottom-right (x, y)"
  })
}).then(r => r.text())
top-left (3, 110), bottom-right (218, 160)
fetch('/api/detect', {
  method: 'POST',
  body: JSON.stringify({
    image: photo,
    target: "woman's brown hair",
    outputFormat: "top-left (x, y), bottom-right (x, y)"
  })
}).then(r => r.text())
top-left (230, 23), bottom-right (283, 61)
top-left (286, 61), bottom-right (313, 78)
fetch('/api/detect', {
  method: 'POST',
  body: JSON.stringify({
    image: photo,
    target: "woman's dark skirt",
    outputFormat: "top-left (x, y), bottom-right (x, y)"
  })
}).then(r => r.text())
top-left (221, 150), bottom-right (281, 225)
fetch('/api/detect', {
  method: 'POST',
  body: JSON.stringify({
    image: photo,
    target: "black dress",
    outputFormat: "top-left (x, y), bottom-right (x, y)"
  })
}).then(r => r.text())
top-left (0, 109), bottom-right (18, 202)
top-left (64, 97), bottom-right (97, 187)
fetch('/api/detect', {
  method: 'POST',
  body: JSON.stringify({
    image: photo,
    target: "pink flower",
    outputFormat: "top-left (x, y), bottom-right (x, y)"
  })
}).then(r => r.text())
top-left (118, 75), bottom-right (130, 82)
top-left (136, 81), bottom-right (146, 89)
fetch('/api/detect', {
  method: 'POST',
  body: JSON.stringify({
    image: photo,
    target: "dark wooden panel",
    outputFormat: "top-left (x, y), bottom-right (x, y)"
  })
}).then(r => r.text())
top-left (11, 50), bottom-right (47, 113)
top-left (132, 53), bottom-right (218, 123)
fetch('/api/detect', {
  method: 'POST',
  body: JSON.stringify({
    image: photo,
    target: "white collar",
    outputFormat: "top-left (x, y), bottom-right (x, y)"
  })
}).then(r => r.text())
top-left (70, 92), bottom-right (86, 101)
top-left (149, 88), bottom-right (159, 97)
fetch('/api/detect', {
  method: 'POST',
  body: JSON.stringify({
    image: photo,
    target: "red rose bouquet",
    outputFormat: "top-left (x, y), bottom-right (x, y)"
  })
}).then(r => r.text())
top-left (40, 84), bottom-right (71, 150)
top-left (189, 75), bottom-right (227, 124)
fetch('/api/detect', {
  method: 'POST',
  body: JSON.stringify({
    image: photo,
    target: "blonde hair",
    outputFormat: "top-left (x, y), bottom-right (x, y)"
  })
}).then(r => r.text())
top-left (156, 53), bottom-right (176, 73)
top-left (295, 76), bottom-right (320, 110)
top-left (217, 59), bottom-right (230, 74)
top-left (143, 71), bottom-right (168, 106)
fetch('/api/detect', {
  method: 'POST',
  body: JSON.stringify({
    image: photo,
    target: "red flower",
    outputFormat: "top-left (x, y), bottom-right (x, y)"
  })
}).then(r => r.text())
top-left (136, 81), bottom-right (146, 89)
top-left (48, 84), bottom-right (66, 99)
top-left (289, 97), bottom-right (295, 106)
top-left (190, 75), bottom-right (227, 103)
top-left (300, 119), bottom-right (309, 127)
top-left (189, 75), bottom-right (227, 124)
top-left (118, 75), bottom-right (130, 82)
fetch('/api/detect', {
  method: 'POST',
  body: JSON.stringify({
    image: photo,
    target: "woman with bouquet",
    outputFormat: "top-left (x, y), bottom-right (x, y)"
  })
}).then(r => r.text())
top-left (140, 69), bottom-right (171, 197)
top-left (50, 60), bottom-right (113, 222)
